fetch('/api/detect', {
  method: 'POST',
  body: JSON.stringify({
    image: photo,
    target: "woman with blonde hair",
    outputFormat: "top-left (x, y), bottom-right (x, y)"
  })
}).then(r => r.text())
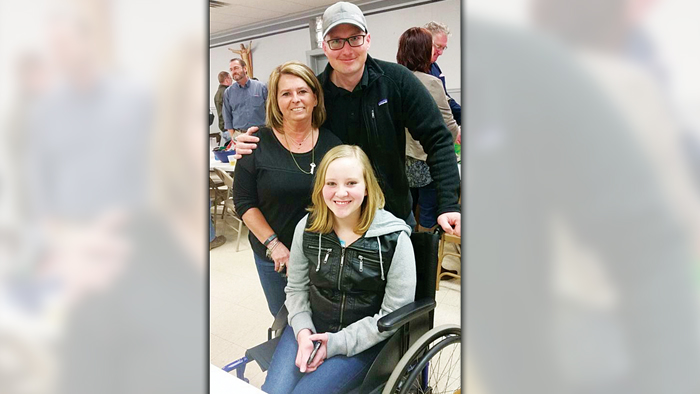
top-left (262, 145), bottom-right (416, 394)
top-left (233, 61), bottom-right (341, 317)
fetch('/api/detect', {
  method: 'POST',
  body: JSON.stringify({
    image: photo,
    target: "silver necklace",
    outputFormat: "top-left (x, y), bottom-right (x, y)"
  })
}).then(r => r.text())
top-left (288, 130), bottom-right (312, 146)
top-left (284, 130), bottom-right (316, 174)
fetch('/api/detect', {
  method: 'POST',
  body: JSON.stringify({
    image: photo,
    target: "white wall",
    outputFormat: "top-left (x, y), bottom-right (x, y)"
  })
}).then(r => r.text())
top-left (364, 0), bottom-right (461, 98)
top-left (210, 0), bottom-right (461, 112)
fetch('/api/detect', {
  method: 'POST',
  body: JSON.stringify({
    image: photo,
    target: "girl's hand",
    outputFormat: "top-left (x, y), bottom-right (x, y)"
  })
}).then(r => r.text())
top-left (295, 329), bottom-right (321, 373)
top-left (306, 333), bottom-right (329, 372)
top-left (270, 242), bottom-right (290, 273)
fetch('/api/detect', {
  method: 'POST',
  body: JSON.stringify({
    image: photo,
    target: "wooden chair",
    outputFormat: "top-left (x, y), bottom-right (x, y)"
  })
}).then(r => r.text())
top-left (436, 231), bottom-right (461, 290)
top-left (209, 173), bottom-right (227, 228)
top-left (214, 168), bottom-right (245, 252)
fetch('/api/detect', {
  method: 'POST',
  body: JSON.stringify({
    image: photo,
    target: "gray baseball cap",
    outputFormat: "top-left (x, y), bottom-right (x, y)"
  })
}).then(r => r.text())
top-left (322, 2), bottom-right (368, 39)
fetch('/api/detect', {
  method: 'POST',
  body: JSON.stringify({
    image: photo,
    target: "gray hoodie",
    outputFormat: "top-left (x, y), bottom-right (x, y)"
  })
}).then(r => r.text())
top-left (285, 209), bottom-right (417, 358)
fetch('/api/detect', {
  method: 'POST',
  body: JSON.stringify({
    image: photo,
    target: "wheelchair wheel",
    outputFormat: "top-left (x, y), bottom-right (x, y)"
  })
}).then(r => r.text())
top-left (382, 324), bottom-right (461, 394)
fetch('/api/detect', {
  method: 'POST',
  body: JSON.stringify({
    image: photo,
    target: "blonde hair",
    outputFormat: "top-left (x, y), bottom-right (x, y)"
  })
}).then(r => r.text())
top-left (266, 61), bottom-right (326, 131)
top-left (307, 145), bottom-right (385, 234)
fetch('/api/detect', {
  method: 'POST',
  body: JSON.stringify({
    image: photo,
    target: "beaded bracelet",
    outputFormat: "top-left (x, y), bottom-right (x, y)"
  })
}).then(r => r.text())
top-left (265, 239), bottom-right (280, 259)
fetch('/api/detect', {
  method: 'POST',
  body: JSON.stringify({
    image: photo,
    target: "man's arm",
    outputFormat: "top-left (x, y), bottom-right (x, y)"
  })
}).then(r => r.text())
top-left (448, 98), bottom-right (461, 126)
top-left (214, 92), bottom-right (225, 130)
top-left (401, 68), bottom-right (461, 233)
top-left (222, 90), bottom-right (233, 131)
top-left (431, 63), bottom-right (461, 125)
top-left (214, 92), bottom-right (223, 116)
top-left (437, 75), bottom-right (462, 126)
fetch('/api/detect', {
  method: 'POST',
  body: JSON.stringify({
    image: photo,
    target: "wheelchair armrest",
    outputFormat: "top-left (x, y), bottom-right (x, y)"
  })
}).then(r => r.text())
top-left (267, 305), bottom-right (289, 340)
top-left (377, 298), bottom-right (436, 333)
top-left (271, 305), bottom-right (289, 331)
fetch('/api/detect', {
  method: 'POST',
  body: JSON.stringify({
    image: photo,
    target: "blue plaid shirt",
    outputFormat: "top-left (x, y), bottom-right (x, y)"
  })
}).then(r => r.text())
top-left (222, 78), bottom-right (268, 130)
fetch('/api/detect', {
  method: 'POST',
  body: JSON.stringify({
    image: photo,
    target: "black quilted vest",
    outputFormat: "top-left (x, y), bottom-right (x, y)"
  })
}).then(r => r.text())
top-left (302, 230), bottom-right (401, 333)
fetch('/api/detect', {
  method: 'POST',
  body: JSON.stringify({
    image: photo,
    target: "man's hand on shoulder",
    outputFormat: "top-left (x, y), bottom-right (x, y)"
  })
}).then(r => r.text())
top-left (232, 126), bottom-right (260, 159)
top-left (437, 212), bottom-right (461, 237)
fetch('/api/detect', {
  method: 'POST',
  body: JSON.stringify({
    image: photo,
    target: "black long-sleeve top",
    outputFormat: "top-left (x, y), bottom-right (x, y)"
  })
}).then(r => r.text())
top-left (233, 127), bottom-right (341, 258)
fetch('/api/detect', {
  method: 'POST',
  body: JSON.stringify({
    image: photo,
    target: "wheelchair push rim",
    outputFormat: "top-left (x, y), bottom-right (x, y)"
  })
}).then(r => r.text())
top-left (383, 324), bottom-right (461, 394)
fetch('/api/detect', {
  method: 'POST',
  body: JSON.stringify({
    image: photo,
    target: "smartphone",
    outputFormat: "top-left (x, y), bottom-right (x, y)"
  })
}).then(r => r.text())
top-left (307, 341), bottom-right (321, 365)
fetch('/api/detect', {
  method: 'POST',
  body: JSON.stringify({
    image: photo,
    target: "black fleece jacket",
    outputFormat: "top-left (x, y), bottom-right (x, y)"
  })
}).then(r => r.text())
top-left (318, 55), bottom-right (461, 220)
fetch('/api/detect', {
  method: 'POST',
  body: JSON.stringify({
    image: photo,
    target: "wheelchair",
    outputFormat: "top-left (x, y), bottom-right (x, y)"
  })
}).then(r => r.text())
top-left (223, 231), bottom-right (461, 394)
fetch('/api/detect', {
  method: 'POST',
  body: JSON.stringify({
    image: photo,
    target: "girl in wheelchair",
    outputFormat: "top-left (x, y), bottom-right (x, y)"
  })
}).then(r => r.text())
top-left (262, 145), bottom-right (417, 394)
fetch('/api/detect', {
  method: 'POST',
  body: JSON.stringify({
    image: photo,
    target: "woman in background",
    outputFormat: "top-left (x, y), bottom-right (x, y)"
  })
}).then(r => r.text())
top-left (397, 27), bottom-right (460, 233)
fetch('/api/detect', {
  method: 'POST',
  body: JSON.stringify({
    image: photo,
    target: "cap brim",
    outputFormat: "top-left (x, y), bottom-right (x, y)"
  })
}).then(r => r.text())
top-left (322, 20), bottom-right (367, 40)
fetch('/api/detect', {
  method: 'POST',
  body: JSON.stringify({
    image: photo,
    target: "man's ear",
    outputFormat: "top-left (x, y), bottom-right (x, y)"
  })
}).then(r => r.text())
top-left (365, 33), bottom-right (371, 49)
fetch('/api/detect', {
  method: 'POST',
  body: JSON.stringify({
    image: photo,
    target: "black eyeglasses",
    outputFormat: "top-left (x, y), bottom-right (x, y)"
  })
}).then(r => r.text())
top-left (325, 35), bottom-right (366, 50)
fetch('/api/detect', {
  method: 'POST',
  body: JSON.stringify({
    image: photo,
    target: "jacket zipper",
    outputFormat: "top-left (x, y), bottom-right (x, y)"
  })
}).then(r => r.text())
top-left (361, 97), bottom-right (375, 146)
top-left (369, 109), bottom-right (377, 143)
top-left (338, 247), bottom-right (346, 327)
top-left (339, 293), bottom-right (347, 329)
top-left (337, 247), bottom-right (346, 290)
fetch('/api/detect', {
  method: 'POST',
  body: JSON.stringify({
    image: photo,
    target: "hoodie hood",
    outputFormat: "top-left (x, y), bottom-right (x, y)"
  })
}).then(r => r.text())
top-left (365, 209), bottom-right (412, 238)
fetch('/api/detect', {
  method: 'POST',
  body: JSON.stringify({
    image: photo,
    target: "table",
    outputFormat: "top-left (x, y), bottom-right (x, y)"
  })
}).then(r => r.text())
top-left (210, 153), bottom-right (236, 172)
top-left (210, 364), bottom-right (265, 393)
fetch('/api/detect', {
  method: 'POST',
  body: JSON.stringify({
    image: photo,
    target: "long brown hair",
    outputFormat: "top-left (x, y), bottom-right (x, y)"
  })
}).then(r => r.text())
top-left (396, 27), bottom-right (433, 73)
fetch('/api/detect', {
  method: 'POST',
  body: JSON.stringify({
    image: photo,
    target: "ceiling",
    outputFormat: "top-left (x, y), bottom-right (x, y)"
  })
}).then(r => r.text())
top-left (209, 0), bottom-right (437, 47)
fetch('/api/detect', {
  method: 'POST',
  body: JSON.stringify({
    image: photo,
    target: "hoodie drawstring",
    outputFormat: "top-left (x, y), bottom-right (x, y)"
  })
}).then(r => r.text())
top-left (376, 236), bottom-right (385, 280)
top-left (316, 233), bottom-right (322, 272)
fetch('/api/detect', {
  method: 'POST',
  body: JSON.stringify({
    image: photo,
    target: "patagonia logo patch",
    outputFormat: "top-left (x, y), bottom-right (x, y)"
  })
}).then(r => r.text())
top-left (378, 99), bottom-right (388, 106)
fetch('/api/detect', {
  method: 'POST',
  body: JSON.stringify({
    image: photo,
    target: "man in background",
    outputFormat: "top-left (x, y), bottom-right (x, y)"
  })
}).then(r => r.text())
top-left (213, 71), bottom-right (232, 144)
top-left (424, 21), bottom-right (461, 125)
top-left (222, 58), bottom-right (266, 143)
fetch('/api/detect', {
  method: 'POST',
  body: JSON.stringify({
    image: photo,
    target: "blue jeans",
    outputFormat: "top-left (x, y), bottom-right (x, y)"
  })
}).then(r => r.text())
top-left (210, 200), bottom-right (215, 242)
top-left (262, 326), bottom-right (385, 394)
top-left (410, 182), bottom-right (438, 228)
top-left (253, 252), bottom-right (288, 317)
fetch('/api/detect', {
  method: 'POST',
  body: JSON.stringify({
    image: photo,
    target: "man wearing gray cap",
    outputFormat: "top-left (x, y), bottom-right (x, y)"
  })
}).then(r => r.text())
top-left (235, 1), bottom-right (461, 237)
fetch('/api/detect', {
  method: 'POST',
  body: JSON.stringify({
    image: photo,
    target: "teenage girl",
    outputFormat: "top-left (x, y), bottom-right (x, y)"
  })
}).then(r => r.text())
top-left (261, 145), bottom-right (417, 394)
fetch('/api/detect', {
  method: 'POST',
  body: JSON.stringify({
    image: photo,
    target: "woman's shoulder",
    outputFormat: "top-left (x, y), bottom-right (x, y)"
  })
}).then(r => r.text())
top-left (254, 127), bottom-right (284, 153)
top-left (257, 126), bottom-right (275, 140)
top-left (236, 127), bottom-right (275, 167)
top-left (413, 72), bottom-right (442, 91)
